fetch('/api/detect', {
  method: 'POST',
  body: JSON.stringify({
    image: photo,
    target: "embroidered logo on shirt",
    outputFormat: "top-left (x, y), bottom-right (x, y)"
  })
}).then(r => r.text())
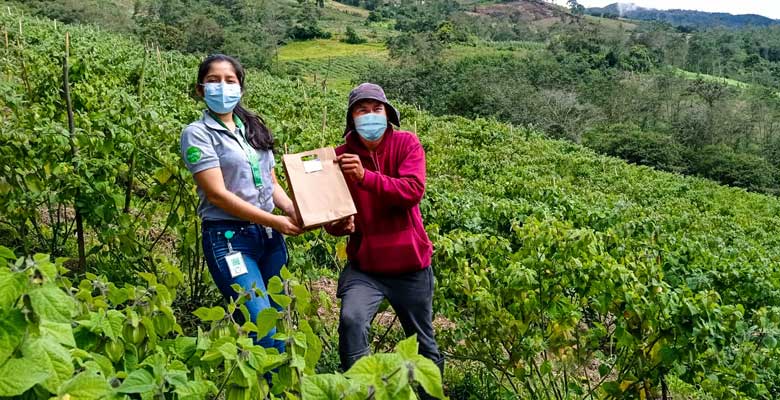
top-left (186, 146), bottom-right (202, 163)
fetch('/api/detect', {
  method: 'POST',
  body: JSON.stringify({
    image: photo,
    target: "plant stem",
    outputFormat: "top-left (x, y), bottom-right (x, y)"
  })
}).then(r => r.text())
top-left (62, 31), bottom-right (85, 273)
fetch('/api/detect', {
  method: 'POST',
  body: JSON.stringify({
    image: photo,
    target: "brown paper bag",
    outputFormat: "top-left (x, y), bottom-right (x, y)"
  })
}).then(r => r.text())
top-left (282, 147), bottom-right (357, 229)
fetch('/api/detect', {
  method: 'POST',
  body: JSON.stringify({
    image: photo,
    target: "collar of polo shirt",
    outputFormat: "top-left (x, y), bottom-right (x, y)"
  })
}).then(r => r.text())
top-left (203, 110), bottom-right (243, 133)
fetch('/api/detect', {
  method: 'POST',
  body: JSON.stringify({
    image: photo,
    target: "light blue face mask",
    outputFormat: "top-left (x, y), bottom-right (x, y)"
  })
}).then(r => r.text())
top-left (354, 113), bottom-right (387, 141)
top-left (202, 82), bottom-right (242, 114)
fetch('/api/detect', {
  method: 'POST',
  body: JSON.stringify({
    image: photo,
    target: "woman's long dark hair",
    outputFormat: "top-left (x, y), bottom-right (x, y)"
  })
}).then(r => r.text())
top-left (197, 54), bottom-right (274, 151)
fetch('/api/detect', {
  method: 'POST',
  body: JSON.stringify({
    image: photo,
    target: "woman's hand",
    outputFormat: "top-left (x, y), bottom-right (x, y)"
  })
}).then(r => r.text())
top-left (272, 215), bottom-right (303, 236)
top-left (285, 207), bottom-right (300, 225)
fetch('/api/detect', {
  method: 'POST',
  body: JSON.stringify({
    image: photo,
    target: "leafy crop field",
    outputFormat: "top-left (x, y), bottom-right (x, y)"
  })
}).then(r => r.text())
top-left (2, 8), bottom-right (780, 400)
top-left (277, 39), bottom-right (388, 91)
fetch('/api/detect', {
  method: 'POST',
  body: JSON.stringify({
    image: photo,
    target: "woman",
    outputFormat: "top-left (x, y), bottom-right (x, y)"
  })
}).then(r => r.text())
top-left (180, 54), bottom-right (302, 353)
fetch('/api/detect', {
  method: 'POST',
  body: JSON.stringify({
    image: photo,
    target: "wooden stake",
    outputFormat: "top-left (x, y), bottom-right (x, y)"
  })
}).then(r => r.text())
top-left (16, 20), bottom-right (32, 99)
top-left (63, 32), bottom-right (86, 272)
top-left (321, 106), bottom-right (327, 147)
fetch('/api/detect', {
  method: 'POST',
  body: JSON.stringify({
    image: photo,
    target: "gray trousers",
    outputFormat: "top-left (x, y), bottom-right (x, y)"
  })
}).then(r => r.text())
top-left (337, 264), bottom-right (445, 374)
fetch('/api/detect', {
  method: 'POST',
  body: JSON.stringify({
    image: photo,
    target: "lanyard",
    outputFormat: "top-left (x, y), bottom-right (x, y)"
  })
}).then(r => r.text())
top-left (210, 112), bottom-right (264, 188)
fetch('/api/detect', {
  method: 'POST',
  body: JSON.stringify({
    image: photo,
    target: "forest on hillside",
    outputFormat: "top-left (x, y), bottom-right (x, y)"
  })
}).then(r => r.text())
top-left (12, 0), bottom-right (780, 194)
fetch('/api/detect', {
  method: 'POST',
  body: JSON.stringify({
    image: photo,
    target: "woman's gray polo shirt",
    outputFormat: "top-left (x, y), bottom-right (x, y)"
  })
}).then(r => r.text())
top-left (180, 110), bottom-right (276, 221)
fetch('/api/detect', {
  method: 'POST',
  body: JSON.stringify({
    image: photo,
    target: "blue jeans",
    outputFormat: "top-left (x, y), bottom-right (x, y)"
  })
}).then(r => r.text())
top-left (202, 220), bottom-right (287, 353)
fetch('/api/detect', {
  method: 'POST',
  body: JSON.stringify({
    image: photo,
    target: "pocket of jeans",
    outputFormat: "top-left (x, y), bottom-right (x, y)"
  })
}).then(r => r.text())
top-left (204, 229), bottom-right (237, 278)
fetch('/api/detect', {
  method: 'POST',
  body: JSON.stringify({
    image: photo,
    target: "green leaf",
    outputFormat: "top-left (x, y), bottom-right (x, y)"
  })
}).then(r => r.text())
top-left (0, 246), bottom-right (15, 260)
top-left (58, 371), bottom-right (114, 399)
top-left (300, 320), bottom-right (322, 374)
top-left (39, 319), bottom-right (76, 347)
top-left (242, 321), bottom-right (258, 333)
top-left (395, 335), bottom-right (418, 361)
top-left (29, 286), bottom-right (76, 323)
top-left (0, 357), bottom-right (50, 396)
top-left (256, 308), bottom-right (280, 337)
top-left (291, 353), bottom-right (306, 370)
top-left (153, 167), bottom-right (172, 184)
top-left (292, 283), bottom-right (311, 311)
top-left (345, 353), bottom-right (407, 394)
top-left (193, 306), bottom-right (225, 322)
top-left (138, 272), bottom-right (157, 286)
top-left (267, 276), bottom-right (283, 294)
top-left (280, 266), bottom-right (292, 280)
top-left (301, 374), bottom-right (350, 398)
top-left (412, 357), bottom-right (445, 399)
top-left (270, 293), bottom-right (292, 308)
top-left (23, 337), bottom-right (73, 393)
top-left (36, 257), bottom-right (57, 282)
top-left (106, 284), bottom-right (130, 306)
top-left (164, 369), bottom-right (189, 388)
top-left (201, 337), bottom-right (234, 362)
top-left (105, 309), bottom-right (126, 341)
top-left (0, 309), bottom-right (26, 365)
top-left (217, 342), bottom-right (238, 360)
top-left (172, 336), bottom-right (197, 360)
top-left (89, 352), bottom-right (116, 378)
top-left (230, 283), bottom-right (244, 294)
top-left (117, 368), bottom-right (156, 394)
top-left (175, 380), bottom-right (217, 400)
top-left (0, 268), bottom-right (25, 308)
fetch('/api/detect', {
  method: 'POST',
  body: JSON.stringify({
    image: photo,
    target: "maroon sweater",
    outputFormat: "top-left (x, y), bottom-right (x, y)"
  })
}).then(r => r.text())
top-left (333, 129), bottom-right (433, 275)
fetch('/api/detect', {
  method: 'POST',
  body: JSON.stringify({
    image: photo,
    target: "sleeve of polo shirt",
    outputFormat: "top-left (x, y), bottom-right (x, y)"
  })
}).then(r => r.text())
top-left (180, 125), bottom-right (219, 174)
top-left (266, 150), bottom-right (275, 168)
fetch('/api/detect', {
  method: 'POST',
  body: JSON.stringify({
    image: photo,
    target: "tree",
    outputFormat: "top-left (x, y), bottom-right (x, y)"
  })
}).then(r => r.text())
top-left (567, 0), bottom-right (585, 17)
top-left (342, 26), bottom-right (367, 44)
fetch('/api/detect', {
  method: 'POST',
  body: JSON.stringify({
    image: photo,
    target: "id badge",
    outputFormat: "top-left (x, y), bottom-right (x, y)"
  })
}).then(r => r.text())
top-left (225, 252), bottom-right (248, 278)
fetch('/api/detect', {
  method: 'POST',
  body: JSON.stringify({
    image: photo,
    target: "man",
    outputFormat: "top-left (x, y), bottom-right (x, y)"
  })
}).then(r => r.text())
top-left (326, 83), bottom-right (444, 379)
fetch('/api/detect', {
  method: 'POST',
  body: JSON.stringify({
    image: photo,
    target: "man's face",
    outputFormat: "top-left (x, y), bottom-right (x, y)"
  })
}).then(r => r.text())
top-left (351, 99), bottom-right (387, 120)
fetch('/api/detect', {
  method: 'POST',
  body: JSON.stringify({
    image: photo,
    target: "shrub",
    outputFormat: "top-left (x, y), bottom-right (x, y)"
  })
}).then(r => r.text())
top-left (583, 124), bottom-right (687, 172)
top-left (341, 26), bottom-right (367, 44)
top-left (690, 144), bottom-right (778, 192)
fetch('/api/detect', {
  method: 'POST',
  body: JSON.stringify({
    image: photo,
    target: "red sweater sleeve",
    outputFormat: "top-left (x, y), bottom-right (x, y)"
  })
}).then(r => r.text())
top-left (359, 138), bottom-right (426, 208)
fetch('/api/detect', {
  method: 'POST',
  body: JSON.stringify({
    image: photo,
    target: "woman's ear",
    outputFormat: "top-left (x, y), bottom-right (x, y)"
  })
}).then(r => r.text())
top-left (194, 83), bottom-right (204, 98)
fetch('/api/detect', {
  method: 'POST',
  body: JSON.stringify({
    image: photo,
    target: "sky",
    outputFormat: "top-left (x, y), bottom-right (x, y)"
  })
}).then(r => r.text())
top-left (551, 1), bottom-right (780, 19)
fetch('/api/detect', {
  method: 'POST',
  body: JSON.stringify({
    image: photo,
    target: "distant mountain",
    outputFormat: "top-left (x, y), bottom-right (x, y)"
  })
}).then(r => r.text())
top-left (586, 3), bottom-right (780, 29)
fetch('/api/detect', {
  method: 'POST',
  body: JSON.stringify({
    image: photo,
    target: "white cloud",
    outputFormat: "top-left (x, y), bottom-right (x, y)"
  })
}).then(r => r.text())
top-left (553, 0), bottom-right (780, 19)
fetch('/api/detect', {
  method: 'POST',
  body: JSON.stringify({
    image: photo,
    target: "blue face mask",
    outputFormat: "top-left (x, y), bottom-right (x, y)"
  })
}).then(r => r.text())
top-left (202, 82), bottom-right (242, 114)
top-left (354, 113), bottom-right (387, 141)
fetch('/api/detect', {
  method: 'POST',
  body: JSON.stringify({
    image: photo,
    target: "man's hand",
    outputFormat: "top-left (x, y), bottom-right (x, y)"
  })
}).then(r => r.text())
top-left (337, 154), bottom-right (365, 183)
top-left (326, 215), bottom-right (355, 236)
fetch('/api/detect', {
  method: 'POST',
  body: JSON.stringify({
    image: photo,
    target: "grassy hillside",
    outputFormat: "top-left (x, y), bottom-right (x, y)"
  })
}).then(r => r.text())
top-left (3, 6), bottom-right (780, 398)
